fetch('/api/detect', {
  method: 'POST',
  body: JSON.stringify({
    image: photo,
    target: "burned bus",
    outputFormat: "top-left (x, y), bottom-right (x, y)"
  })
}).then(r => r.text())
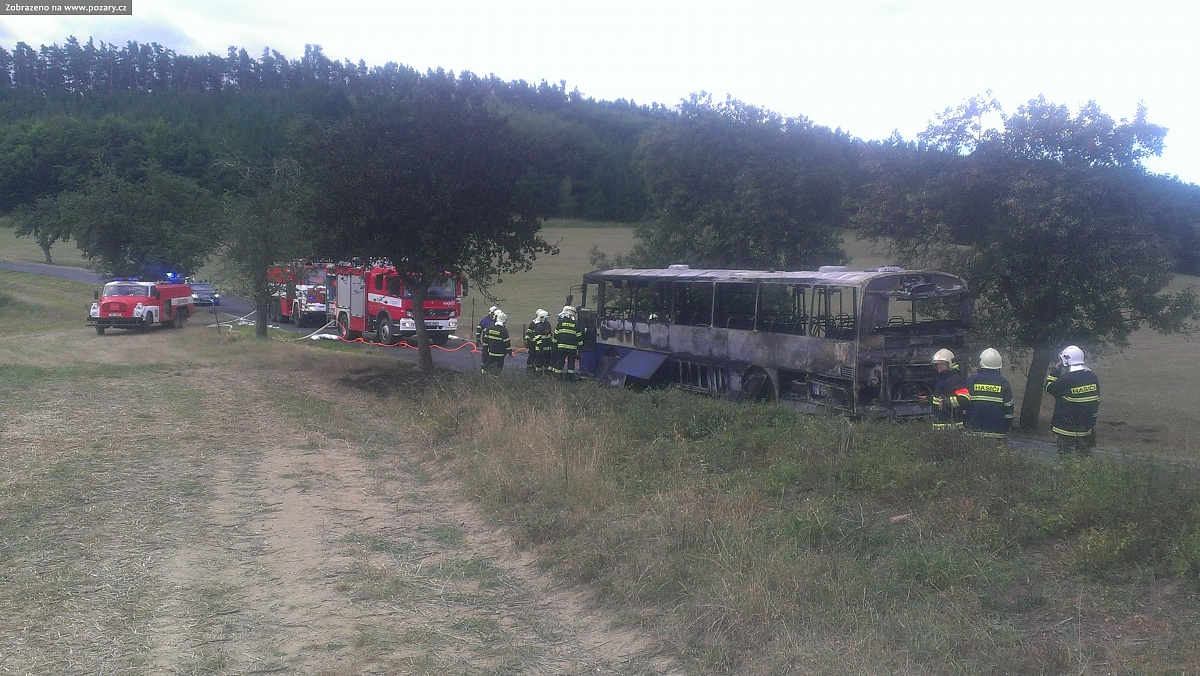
top-left (575, 265), bottom-right (971, 418)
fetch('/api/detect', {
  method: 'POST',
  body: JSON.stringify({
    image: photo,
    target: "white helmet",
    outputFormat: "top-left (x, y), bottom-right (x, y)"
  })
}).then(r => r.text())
top-left (536, 309), bottom-right (549, 321)
top-left (931, 348), bottom-right (955, 365)
top-left (979, 348), bottom-right (1003, 369)
top-left (1060, 345), bottom-right (1085, 369)
top-left (493, 310), bottom-right (507, 326)
top-left (560, 305), bottom-right (576, 319)
top-left (488, 305), bottom-right (498, 315)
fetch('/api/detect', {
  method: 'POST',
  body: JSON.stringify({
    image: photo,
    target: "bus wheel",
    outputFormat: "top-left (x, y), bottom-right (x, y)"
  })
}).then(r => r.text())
top-left (743, 368), bottom-right (775, 403)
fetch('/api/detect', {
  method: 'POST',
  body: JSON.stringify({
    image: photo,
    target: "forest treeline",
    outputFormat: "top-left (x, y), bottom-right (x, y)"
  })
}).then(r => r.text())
top-left (3, 36), bottom-right (1199, 273)
top-left (0, 37), bottom-right (659, 226)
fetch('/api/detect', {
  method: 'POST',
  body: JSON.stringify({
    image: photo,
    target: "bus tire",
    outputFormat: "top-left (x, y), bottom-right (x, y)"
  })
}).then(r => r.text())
top-left (743, 367), bottom-right (776, 403)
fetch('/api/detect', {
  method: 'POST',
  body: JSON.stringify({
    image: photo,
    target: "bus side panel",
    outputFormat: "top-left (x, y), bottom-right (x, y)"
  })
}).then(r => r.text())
top-left (667, 325), bottom-right (852, 382)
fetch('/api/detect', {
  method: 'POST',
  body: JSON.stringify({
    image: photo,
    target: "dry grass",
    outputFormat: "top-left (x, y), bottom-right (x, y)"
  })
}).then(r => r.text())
top-left (0, 316), bottom-right (681, 673)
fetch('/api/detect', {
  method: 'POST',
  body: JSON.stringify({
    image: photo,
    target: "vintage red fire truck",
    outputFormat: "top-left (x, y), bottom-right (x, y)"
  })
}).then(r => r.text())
top-left (328, 262), bottom-right (464, 345)
top-left (87, 275), bottom-right (194, 335)
top-left (266, 261), bottom-right (331, 328)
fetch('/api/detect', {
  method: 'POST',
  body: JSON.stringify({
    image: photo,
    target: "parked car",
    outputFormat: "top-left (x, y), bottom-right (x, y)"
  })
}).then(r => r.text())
top-left (190, 280), bottom-right (220, 306)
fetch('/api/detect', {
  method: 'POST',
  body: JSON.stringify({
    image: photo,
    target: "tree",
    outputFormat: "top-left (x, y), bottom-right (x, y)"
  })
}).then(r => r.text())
top-left (629, 94), bottom-right (852, 269)
top-left (64, 164), bottom-right (220, 278)
top-left (294, 70), bottom-right (555, 371)
top-left (857, 95), bottom-right (1200, 430)
top-left (13, 194), bottom-right (72, 263)
top-left (217, 156), bottom-right (312, 338)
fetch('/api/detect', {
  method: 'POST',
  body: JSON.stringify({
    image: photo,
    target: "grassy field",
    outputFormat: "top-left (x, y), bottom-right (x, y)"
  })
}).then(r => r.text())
top-left (5, 228), bottom-right (1200, 672)
top-left (7, 216), bottom-right (1199, 459)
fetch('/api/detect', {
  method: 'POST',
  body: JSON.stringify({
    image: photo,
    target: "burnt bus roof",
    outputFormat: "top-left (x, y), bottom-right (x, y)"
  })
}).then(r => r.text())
top-left (583, 266), bottom-right (967, 292)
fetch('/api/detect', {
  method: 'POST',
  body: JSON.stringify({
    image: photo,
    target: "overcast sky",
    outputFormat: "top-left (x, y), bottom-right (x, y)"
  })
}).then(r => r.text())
top-left (3, 0), bottom-right (1198, 184)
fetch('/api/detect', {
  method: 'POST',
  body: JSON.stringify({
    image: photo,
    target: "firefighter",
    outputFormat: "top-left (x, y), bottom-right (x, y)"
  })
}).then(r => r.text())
top-left (1045, 345), bottom-right (1100, 456)
top-left (483, 310), bottom-right (513, 373)
top-left (550, 305), bottom-right (583, 379)
top-left (476, 305), bottom-right (498, 373)
top-left (919, 348), bottom-right (968, 430)
top-left (524, 309), bottom-right (553, 373)
top-left (962, 348), bottom-right (1015, 438)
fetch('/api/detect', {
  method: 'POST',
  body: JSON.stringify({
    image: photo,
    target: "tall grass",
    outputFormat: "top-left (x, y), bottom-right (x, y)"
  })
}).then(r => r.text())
top-left (404, 371), bottom-right (1200, 673)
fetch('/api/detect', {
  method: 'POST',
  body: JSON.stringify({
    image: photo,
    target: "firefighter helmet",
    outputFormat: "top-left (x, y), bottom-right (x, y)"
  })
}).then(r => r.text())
top-left (560, 305), bottom-right (576, 319)
top-left (488, 305), bottom-right (498, 315)
top-left (493, 310), bottom-right (507, 326)
top-left (1060, 345), bottom-right (1085, 368)
top-left (931, 348), bottom-right (955, 365)
top-left (536, 309), bottom-right (549, 321)
top-left (979, 348), bottom-right (1003, 369)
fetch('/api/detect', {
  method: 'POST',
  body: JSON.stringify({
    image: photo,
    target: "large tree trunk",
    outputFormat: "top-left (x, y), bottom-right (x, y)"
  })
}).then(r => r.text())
top-left (410, 284), bottom-right (434, 372)
top-left (1018, 344), bottom-right (1056, 430)
top-left (255, 294), bottom-right (270, 338)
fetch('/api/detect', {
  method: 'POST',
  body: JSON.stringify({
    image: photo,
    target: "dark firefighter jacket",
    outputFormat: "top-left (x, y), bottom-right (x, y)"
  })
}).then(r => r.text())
top-left (931, 364), bottom-right (969, 430)
top-left (483, 324), bottom-right (511, 359)
top-left (1045, 367), bottom-right (1100, 438)
top-left (525, 319), bottom-right (553, 352)
top-left (553, 316), bottom-right (583, 352)
top-left (962, 369), bottom-right (1014, 437)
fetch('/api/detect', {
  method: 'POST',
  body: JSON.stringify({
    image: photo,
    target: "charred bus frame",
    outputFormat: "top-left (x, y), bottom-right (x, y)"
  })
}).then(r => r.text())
top-left (577, 265), bottom-right (971, 418)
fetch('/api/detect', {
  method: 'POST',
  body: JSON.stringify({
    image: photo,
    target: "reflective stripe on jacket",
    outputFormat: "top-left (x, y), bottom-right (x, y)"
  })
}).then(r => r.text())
top-left (1045, 368), bottom-right (1100, 436)
top-left (962, 369), bottom-right (1014, 437)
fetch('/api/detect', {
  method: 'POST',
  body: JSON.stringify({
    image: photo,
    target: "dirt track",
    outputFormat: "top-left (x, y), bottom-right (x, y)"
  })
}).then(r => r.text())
top-left (0, 327), bottom-right (680, 674)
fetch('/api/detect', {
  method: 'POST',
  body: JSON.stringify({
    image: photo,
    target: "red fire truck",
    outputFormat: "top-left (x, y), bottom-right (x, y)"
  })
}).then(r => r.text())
top-left (266, 261), bottom-right (331, 328)
top-left (329, 263), bottom-right (463, 345)
top-left (87, 276), bottom-right (194, 335)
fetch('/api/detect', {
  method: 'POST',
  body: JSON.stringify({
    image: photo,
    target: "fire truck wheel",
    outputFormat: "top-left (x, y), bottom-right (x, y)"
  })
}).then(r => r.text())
top-left (141, 314), bottom-right (153, 332)
top-left (337, 313), bottom-right (361, 340)
top-left (95, 325), bottom-right (106, 335)
top-left (173, 309), bottom-right (187, 329)
top-left (430, 332), bottom-right (450, 347)
top-left (377, 316), bottom-right (399, 345)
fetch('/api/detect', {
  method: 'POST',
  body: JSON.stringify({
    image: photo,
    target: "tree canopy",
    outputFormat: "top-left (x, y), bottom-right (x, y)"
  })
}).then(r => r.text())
top-left (65, 163), bottom-right (221, 278)
top-left (294, 70), bottom-right (555, 369)
top-left (629, 94), bottom-right (853, 269)
top-left (857, 95), bottom-right (1200, 428)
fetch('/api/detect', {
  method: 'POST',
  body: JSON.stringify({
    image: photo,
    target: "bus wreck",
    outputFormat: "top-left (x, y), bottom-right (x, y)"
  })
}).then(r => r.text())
top-left (575, 265), bottom-right (971, 418)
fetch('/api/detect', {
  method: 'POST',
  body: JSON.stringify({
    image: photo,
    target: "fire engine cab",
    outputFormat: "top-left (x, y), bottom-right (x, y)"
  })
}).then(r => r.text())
top-left (88, 276), bottom-right (194, 335)
top-left (329, 263), bottom-right (463, 346)
top-left (266, 261), bottom-right (330, 328)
